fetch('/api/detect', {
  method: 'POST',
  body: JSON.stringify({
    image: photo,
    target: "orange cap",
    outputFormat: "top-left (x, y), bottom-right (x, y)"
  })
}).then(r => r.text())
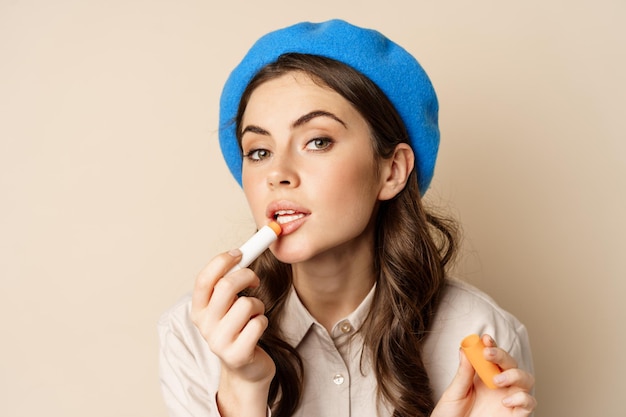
top-left (461, 334), bottom-right (501, 389)
top-left (268, 221), bottom-right (282, 236)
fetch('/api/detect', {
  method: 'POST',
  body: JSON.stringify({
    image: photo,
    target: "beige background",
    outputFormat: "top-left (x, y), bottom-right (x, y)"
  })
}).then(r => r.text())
top-left (1, 1), bottom-right (624, 416)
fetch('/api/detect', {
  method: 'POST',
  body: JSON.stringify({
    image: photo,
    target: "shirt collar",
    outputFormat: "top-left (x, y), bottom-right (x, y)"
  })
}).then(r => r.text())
top-left (279, 283), bottom-right (377, 348)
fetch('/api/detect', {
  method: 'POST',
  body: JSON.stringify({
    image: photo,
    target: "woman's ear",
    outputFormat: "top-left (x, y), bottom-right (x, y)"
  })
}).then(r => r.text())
top-left (378, 143), bottom-right (415, 201)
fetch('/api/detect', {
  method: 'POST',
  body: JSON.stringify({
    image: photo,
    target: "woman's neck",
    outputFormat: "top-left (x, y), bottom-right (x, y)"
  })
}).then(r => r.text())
top-left (291, 242), bottom-right (376, 332)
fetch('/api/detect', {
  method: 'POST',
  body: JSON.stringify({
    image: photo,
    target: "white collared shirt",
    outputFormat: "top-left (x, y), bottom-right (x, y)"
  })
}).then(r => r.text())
top-left (158, 278), bottom-right (534, 416)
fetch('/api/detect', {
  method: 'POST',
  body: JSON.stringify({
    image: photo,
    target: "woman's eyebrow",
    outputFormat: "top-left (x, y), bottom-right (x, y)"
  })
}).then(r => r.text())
top-left (292, 110), bottom-right (347, 129)
top-left (241, 110), bottom-right (347, 137)
top-left (241, 125), bottom-right (270, 136)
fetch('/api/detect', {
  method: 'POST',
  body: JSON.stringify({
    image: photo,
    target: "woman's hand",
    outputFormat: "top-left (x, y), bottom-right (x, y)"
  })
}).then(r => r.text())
top-left (432, 334), bottom-right (536, 417)
top-left (190, 249), bottom-right (275, 417)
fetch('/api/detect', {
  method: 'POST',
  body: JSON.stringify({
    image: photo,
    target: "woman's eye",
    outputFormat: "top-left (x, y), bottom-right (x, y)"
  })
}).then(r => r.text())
top-left (306, 137), bottom-right (333, 151)
top-left (244, 148), bottom-right (271, 161)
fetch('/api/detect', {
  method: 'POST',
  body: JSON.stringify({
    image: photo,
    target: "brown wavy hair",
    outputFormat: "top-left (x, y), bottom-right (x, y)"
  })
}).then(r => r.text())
top-left (237, 53), bottom-right (458, 417)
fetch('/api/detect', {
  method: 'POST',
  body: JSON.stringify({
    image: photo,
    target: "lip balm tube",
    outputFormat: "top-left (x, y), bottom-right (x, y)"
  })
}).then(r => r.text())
top-left (461, 334), bottom-right (502, 389)
top-left (228, 221), bottom-right (282, 273)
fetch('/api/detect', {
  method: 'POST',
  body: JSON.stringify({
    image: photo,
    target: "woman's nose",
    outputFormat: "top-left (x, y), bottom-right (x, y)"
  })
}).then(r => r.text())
top-left (266, 154), bottom-right (299, 188)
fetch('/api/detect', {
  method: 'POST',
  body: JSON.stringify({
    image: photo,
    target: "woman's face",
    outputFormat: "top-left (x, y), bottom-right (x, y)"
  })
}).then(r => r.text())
top-left (240, 72), bottom-right (388, 265)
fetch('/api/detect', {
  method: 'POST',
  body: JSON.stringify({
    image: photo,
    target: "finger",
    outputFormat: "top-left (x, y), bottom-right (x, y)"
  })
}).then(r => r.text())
top-left (483, 345), bottom-right (518, 371)
top-left (439, 348), bottom-right (476, 402)
top-left (204, 269), bottom-right (260, 326)
top-left (502, 390), bottom-right (538, 415)
top-left (191, 250), bottom-right (242, 312)
top-left (232, 314), bottom-right (269, 360)
top-left (493, 367), bottom-right (535, 391)
top-left (481, 335), bottom-right (535, 391)
top-left (482, 333), bottom-right (498, 348)
top-left (208, 296), bottom-right (265, 356)
top-left (222, 296), bottom-right (266, 335)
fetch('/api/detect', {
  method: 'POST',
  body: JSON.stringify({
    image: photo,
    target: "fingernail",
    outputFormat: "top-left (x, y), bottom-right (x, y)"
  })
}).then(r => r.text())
top-left (502, 396), bottom-right (513, 406)
top-left (494, 373), bottom-right (507, 385)
top-left (488, 335), bottom-right (497, 347)
top-left (228, 248), bottom-right (242, 257)
top-left (485, 347), bottom-right (498, 358)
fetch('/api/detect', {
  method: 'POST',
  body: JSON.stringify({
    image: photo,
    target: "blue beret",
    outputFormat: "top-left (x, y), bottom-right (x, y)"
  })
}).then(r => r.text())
top-left (219, 19), bottom-right (439, 194)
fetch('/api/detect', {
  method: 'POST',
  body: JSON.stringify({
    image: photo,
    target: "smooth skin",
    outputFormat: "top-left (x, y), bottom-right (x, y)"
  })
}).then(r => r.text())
top-left (191, 72), bottom-right (536, 416)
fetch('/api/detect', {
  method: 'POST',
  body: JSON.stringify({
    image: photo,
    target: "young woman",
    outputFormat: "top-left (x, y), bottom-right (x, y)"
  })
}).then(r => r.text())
top-left (159, 20), bottom-right (536, 417)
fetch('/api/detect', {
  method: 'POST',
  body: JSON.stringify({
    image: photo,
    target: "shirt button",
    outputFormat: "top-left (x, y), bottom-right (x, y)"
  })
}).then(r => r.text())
top-left (332, 373), bottom-right (345, 385)
top-left (340, 321), bottom-right (352, 334)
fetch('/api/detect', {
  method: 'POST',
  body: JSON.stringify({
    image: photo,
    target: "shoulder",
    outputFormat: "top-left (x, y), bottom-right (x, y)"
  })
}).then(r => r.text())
top-left (428, 278), bottom-right (531, 353)
top-left (158, 292), bottom-right (196, 347)
top-left (435, 278), bottom-right (525, 334)
top-left (423, 278), bottom-right (534, 400)
top-left (158, 293), bottom-right (222, 413)
top-left (159, 292), bottom-right (192, 324)
top-left (157, 292), bottom-right (220, 379)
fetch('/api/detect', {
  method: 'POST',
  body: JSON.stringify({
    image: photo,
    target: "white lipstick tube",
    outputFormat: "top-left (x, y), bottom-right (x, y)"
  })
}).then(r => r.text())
top-left (228, 221), bottom-right (282, 273)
